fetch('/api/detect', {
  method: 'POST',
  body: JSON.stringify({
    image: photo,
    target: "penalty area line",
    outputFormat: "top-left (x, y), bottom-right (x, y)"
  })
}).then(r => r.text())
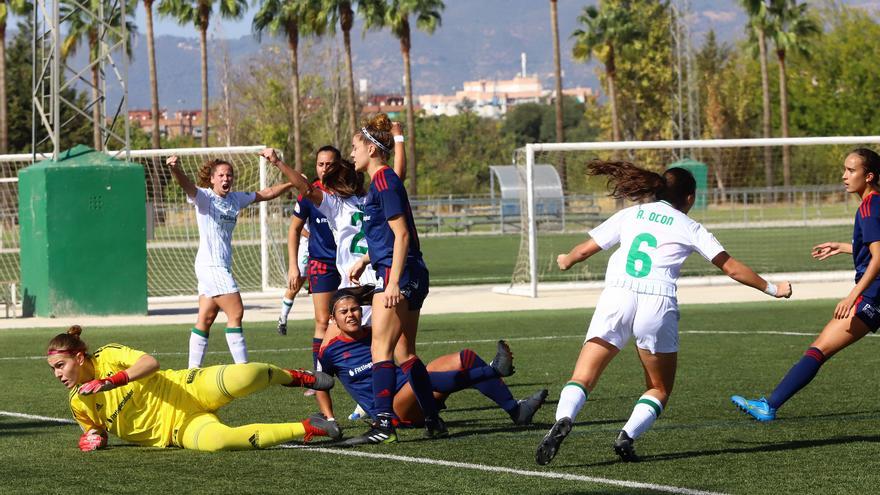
top-left (283, 445), bottom-right (727, 495)
top-left (0, 410), bottom-right (76, 424)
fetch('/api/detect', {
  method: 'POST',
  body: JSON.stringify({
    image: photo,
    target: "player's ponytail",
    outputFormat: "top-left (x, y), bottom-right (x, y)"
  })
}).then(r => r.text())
top-left (851, 148), bottom-right (880, 185)
top-left (357, 113), bottom-right (394, 160)
top-left (196, 159), bottom-right (234, 188)
top-left (588, 160), bottom-right (665, 203)
top-left (47, 325), bottom-right (88, 356)
top-left (322, 159), bottom-right (366, 198)
top-left (588, 160), bottom-right (696, 211)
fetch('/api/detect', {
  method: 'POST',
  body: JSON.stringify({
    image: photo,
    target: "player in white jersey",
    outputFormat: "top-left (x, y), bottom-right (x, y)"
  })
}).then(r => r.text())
top-left (167, 156), bottom-right (294, 369)
top-left (535, 160), bottom-right (793, 466)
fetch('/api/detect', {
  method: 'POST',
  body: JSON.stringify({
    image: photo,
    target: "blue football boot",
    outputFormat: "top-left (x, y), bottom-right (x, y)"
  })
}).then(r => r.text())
top-left (731, 395), bottom-right (776, 422)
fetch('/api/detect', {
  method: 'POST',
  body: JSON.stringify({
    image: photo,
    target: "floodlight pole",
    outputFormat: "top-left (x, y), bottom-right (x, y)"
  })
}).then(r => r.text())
top-left (32, 0), bottom-right (131, 162)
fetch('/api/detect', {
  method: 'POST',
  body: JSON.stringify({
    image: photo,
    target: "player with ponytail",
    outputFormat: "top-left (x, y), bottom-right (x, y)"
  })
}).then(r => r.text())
top-left (731, 148), bottom-right (880, 422)
top-left (48, 325), bottom-right (340, 452)
top-left (535, 160), bottom-right (792, 466)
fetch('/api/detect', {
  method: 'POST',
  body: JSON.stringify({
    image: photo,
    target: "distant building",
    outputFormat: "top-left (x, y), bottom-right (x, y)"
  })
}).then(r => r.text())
top-left (360, 94), bottom-right (419, 120)
top-left (128, 109), bottom-right (207, 139)
top-left (419, 75), bottom-right (594, 118)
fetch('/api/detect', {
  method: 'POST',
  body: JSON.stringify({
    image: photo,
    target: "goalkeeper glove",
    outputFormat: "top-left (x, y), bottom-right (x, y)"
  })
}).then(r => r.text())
top-left (78, 429), bottom-right (107, 452)
top-left (79, 371), bottom-right (130, 395)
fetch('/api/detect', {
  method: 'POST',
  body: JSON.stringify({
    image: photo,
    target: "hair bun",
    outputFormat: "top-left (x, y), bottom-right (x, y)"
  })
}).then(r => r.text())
top-left (67, 325), bottom-right (83, 337)
top-left (369, 113), bottom-right (392, 133)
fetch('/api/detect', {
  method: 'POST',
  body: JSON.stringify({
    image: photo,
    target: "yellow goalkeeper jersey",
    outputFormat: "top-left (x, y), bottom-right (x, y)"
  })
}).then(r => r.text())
top-left (68, 344), bottom-right (201, 448)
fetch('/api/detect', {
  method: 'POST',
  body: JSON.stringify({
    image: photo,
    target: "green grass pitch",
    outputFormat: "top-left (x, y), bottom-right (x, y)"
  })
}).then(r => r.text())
top-left (2, 299), bottom-right (878, 494)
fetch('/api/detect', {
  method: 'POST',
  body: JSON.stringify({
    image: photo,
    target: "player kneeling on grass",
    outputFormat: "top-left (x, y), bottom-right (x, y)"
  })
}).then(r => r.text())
top-left (314, 287), bottom-right (548, 446)
top-left (47, 325), bottom-right (341, 452)
top-left (534, 161), bottom-right (792, 466)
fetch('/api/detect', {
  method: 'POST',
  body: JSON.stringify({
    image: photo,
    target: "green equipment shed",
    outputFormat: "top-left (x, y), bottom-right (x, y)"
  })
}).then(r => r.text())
top-left (18, 145), bottom-right (147, 317)
top-left (669, 158), bottom-right (708, 209)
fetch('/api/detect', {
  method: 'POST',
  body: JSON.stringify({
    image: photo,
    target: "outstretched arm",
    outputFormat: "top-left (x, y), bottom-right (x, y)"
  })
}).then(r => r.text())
top-left (812, 241), bottom-right (853, 260)
top-left (259, 148), bottom-right (324, 205)
top-left (712, 252), bottom-right (792, 299)
top-left (557, 239), bottom-right (602, 271)
top-left (166, 156), bottom-right (197, 199)
top-left (391, 121), bottom-right (406, 181)
top-left (254, 182), bottom-right (294, 203)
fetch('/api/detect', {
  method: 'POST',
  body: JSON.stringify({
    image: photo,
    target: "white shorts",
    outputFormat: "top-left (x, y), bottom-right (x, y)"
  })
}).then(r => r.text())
top-left (585, 286), bottom-right (680, 354)
top-left (196, 265), bottom-right (240, 297)
top-left (297, 241), bottom-right (309, 275)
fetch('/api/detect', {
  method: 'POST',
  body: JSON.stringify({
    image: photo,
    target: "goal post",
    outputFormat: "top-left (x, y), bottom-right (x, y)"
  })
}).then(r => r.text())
top-left (509, 135), bottom-right (880, 298)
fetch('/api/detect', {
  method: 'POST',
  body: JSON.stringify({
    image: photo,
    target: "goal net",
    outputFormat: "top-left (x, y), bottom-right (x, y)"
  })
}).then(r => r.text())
top-left (0, 146), bottom-right (291, 305)
top-left (506, 136), bottom-right (880, 297)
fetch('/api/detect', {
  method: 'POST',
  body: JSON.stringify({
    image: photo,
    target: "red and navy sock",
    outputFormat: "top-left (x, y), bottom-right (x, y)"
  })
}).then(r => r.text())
top-left (767, 347), bottom-right (826, 410)
top-left (428, 350), bottom-right (517, 413)
top-left (400, 356), bottom-right (440, 418)
top-left (311, 338), bottom-right (322, 369)
top-left (372, 360), bottom-right (397, 415)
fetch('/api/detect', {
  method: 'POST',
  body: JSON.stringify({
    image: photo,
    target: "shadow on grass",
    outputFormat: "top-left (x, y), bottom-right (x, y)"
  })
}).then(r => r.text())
top-left (0, 419), bottom-right (72, 434)
top-left (557, 433), bottom-right (880, 468)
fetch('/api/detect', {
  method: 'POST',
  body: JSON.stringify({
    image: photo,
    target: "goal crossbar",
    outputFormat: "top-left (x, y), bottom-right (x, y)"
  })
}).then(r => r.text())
top-left (517, 135), bottom-right (880, 298)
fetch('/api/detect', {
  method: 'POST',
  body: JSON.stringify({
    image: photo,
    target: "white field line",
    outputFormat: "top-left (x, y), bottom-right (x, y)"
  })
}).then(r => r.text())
top-left (0, 410), bottom-right (725, 495)
top-left (280, 445), bottom-right (726, 495)
top-left (0, 411), bottom-right (75, 424)
top-left (2, 330), bottom-right (869, 362)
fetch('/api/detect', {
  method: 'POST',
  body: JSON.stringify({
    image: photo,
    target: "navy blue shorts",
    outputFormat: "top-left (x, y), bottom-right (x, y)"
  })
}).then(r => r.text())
top-left (375, 261), bottom-right (430, 311)
top-left (855, 295), bottom-right (880, 333)
top-left (308, 259), bottom-right (341, 294)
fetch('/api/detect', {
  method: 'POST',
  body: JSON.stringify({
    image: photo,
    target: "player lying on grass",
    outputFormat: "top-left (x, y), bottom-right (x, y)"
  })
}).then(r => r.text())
top-left (47, 325), bottom-right (341, 452)
top-left (535, 161), bottom-right (792, 466)
top-left (731, 148), bottom-right (880, 422)
top-left (313, 287), bottom-right (548, 446)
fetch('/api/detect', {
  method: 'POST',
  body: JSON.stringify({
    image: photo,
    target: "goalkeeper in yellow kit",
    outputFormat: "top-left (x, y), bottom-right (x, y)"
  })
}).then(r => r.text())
top-left (47, 325), bottom-right (341, 452)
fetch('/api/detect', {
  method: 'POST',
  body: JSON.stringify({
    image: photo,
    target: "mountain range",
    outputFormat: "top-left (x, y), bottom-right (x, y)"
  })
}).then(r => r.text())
top-left (49, 0), bottom-right (875, 111)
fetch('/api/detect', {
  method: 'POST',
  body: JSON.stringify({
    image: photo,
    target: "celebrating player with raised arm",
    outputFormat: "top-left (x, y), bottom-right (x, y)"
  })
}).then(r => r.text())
top-left (166, 155), bottom-right (293, 369)
top-left (317, 289), bottom-right (547, 443)
top-left (47, 325), bottom-right (339, 452)
top-left (731, 149), bottom-right (880, 422)
top-left (535, 161), bottom-right (792, 466)
top-left (264, 114), bottom-right (443, 443)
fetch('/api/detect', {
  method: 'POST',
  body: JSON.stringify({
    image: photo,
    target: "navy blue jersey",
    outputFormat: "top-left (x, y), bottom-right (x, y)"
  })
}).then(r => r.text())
top-left (317, 329), bottom-right (407, 419)
top-left (852, 191), bottom-right (880, 298)
top-left (363, 167), bottom-right (424, 271)
top-left (293, 181), bottom-right (336, 264)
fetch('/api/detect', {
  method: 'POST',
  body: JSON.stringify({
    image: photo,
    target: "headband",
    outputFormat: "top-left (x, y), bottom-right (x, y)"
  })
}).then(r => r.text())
top-left (47, 348), bottom-right (78, 356)
top-left (360, 127), bottom-right (391, 154)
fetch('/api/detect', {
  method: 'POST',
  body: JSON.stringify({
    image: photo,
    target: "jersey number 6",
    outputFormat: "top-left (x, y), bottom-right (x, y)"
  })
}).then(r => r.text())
top-left (626, 233), bottom-right (657, 278)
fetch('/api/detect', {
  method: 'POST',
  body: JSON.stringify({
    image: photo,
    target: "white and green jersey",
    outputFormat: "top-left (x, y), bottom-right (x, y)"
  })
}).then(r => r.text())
top-left (315, 193), bottom-right (378, 288)
top-left (188, 187), bottom-right (256, 269)
top-left (589, 200), bottom-right (725, 297)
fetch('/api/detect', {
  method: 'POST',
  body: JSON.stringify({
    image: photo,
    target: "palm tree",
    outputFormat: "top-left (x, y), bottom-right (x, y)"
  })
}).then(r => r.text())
top-left (61, 0), bottom-right (137, 151)
top-left (143, 0), bottom-right (162, 149)
top-left (253, 0), bottom-right (325, 172)
top-left (0, 0), bottom-right (30, 153)
top-left (740, 0), bottom-right (774, 190)
top-left (159, 0), bottom-right (247, 147)
top-left (549, 0), bottom-right (565, 187)
top-left (769, 0), bottom-right (819, 190)
top-left (571, 3), bottom-right (640, 142)
top-left (363, 0), bottom-right (444, 195)
top-left (323, 0), bottom-right (358, 139)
